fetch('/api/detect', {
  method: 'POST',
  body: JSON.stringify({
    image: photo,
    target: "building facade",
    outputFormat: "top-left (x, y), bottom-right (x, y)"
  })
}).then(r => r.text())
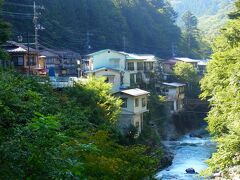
top-left (86, 49), bottom-right (157, 92)
top-left (161, 82), bottom-right (186, 113)
top-left (2, 41), bottom-right (38, 74)
top-left (115, 89), bottom-right (149, 136)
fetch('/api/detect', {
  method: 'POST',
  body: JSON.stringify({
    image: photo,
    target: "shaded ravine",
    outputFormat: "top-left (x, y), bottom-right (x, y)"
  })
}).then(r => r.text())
top-left (156, 131), bottom-right (216, 180)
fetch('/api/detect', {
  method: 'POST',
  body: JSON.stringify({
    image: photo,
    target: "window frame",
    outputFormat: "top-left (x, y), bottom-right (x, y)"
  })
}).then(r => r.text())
top-left (128, 62), bottom-right (134, 71)
top-left (135, 98), bottom-right (139, 107)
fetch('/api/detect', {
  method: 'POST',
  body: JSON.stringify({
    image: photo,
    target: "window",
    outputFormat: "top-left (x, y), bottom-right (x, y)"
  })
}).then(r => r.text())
top-left (137, 62), bottom-right (143, 70)
top-left (179, 87), bottom-right (184, 93)
top-left (128, 62), bottom-right (134, 71)
top-left (130, 74), bottom-right (135, 86)
top-left (121, 98), bottom-right (128, 108)
top-left (135, 98), bottom-right (139, 107)
top-left (13, 56), bottom-right (24, 66)
top-left (144, 62), bottom-right (154, 71)
top-left (145, 72), bottom-right (150, 79)
top-left (162, 88), bottom-right (169, 93)
top-left (136, 73), bottom-right (142, 83)
top-left (27, 56), bottom-right (36, 66)
top-left (142, 97), bottom-right (146, 107)
top-left (104, 75), bottom-right (114, 84)
top-left (149, 62), bottom-right (153, 70)
top-left (135, 121), bottom-right (140, 129)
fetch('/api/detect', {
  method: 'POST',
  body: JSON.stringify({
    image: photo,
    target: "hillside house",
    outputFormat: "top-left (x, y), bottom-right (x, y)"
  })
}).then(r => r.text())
top-left (162, 82), bottom-right (186, 113)
top-left (2, 41), bottom-right (38, 74)
top-left (53, 50), bottom-right (81, 76)
top-left (115, 89), bottom-right (150, 136)
top-left (162, 57), bottom-right (202, 81)
top-left (39, 50), bottom-right (60, 76)
top-left (174, 57), bottom-right (199, 68)
top-left (86, 49), bottom-right (130, 92)
top-left (86, 49), bottom-right (157, 92)
top-left (197, 60), bottom-right (208, 76)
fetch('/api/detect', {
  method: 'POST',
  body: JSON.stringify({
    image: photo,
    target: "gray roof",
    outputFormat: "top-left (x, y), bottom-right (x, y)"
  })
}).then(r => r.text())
top-left (5, 41), bottom-right (37, 53)
top-left (39, 50), bottom-right (59, 57)
top-left (121, 88), bottom-right (150, 97)
top-left (162, 82), bottom-right (186, 87)
top-left (174, 57), bottom-right (200, 63)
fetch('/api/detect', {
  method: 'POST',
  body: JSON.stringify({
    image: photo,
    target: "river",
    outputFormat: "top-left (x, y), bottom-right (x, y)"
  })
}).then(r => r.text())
top-left (156, 131), bottom-right (216, 180)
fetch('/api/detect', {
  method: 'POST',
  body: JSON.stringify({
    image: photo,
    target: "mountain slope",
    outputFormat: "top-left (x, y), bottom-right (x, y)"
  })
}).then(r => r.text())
top-left (2, 0), bottom-right (182, 57)
top-left (168, 0), bottom-right (235, 38)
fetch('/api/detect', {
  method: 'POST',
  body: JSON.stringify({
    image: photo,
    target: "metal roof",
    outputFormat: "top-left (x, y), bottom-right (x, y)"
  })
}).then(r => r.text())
top-left (5, 41), bottom-right (37, 53)
top-left (198, 60), bottom-right (208, 66)
top-left (162, 82), bottom-right (186, 87)
top-left (175, 57), bottom-right (200, 63)
top-left (121, 88), bottom-right (150, 97)
top-left (122, 52), bottom-right (157, 62)
top-left (7, 47), bottom-right (27, 53)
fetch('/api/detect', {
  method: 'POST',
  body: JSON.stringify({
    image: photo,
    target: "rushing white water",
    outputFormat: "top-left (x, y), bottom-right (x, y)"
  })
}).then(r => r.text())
top-left (156, 133), bottom-right (216, 180)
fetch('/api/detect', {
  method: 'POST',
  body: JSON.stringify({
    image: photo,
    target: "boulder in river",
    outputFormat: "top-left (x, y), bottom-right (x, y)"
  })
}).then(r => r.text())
top-left (185, 168), bottom-right (196, 174)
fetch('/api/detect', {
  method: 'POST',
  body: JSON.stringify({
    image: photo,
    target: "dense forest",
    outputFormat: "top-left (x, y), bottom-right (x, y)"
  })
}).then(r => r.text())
top-left (169, 0), bottom-right (235, 38)
top-left (2, 0), bottom-right (183, 57)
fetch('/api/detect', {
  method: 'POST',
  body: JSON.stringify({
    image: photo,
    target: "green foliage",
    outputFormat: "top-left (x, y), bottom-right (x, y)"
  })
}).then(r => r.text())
top-left (200, 0), bottom-right (240, 175)
top-left (0, 0), bottom-right (11, 61)
top-left (0, 70), bottom-right (159, 179)
top-left (173, 61), bottom-right (198, 84)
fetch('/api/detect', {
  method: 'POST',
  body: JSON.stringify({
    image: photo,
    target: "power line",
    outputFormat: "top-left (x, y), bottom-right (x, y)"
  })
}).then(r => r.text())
top-left (3, 2), bottom-right (33, 8)
top-left (0, 10), bottom-right (33, 16)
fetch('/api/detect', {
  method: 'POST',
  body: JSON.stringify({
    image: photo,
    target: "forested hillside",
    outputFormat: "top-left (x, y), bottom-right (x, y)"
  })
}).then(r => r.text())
top-left (169, 0), bottom-right (235, 38)
top-left (2, 0), bottom-right (182, 57)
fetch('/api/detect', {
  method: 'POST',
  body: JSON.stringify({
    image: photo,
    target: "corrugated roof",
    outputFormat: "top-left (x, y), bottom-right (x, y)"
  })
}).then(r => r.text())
top-left (175, 57), bottom-right (200, 63)
top-left (122, 52), bottom-right (156, 62)
top-left (7, 47), bottom-right (27, 53)
top-left (121, 88), bottom-right (150, 96)
top-left (162, 82), bottom-right (186, 87)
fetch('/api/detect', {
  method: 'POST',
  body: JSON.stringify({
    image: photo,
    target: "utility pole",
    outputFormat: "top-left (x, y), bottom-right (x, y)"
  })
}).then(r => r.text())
top-left (27, 32), bottom-right (30, 75)
top-left (123, 35), bottom-right (126, 52)
top-left (172, 43), bottom-right (176, 57)
top-left (33, 1), bottom-right (44, 68)
top-left (33, 1), bottom-right (39, 69)
top-left (86, 31), bottom-right (93, 54)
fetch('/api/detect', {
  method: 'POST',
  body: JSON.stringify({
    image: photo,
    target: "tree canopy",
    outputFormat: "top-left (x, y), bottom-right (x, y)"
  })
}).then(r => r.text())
top-left (173, 61), bottom-right (198, 84)
top-left (0, 70), bottom-right (159, 179)
top-left (200, 0), bottom-right (240, 176)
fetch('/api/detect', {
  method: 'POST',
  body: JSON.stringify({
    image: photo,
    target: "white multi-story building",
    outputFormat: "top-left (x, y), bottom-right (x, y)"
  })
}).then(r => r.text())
top-left (86, 49), bottom-right (157, 92)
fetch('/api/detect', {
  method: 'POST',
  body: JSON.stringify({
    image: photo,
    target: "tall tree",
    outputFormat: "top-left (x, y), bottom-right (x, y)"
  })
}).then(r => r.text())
top-left (181, 11), bottom-right (199, 56)
top-left (200, 0), bottom-right (240, 177)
